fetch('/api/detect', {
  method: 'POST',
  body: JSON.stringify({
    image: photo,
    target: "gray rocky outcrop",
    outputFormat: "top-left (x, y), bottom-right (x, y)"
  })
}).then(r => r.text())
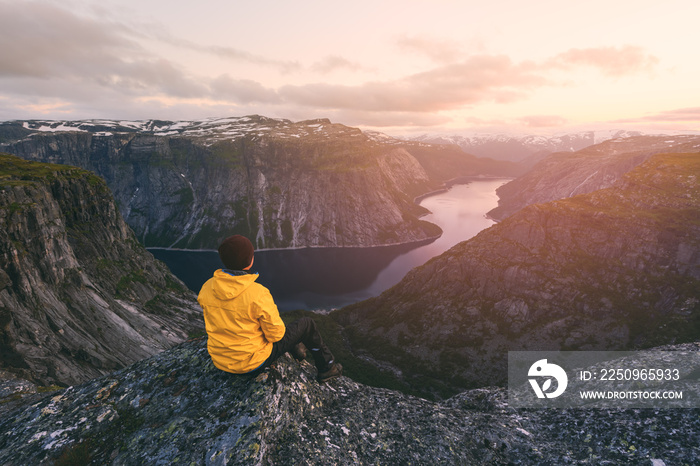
top-left (488, 135), bottom-right (700, 220)
top-left (335, 152), bottom-right (700, 397)
top-left (0, 154), bottom-right (204, 387)
top-left (1, 337), bottom-right (697, 465)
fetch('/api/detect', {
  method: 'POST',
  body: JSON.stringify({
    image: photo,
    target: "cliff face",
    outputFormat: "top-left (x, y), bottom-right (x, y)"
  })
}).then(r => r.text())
top-left (0, 154), bottom-right (203, 387)
top-left (488, 135), bottom-right (700, 221)
top-left (1, 337), bottom-right (697, 465)
top-left (0, 117), bottom-right (521, 250)
top-left (334, 152), bottom-right (700, 397)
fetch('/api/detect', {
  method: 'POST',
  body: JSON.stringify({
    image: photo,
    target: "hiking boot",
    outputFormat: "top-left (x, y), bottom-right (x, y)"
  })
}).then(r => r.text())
top-left (317, 363), bottom-right (343, 383)
top-left (291, 342), bottom-right (307, 361)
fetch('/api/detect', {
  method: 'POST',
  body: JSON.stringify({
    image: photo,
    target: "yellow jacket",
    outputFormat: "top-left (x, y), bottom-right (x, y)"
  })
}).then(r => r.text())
top-left (198, 269), bottom-right (286, 373)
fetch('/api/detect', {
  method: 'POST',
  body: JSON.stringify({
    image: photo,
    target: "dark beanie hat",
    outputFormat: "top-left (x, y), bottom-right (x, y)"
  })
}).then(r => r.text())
top-left (218, 235), bottom-right (254, 270)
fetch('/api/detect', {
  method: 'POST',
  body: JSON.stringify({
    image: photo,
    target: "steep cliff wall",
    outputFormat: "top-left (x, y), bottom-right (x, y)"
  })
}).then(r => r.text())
top-left (335, 152), bottom-right (700, 397)
top-left (488, 135), bottom-right (700, 220)
top-left (0, 337), bottom-right (697, 465)
top-left (0, 117), bottom-right (518, 249)
top-left (0, 154), bottom-right (203, 386)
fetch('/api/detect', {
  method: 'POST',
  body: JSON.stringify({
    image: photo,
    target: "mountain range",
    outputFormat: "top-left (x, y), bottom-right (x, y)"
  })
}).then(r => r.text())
top-left (0, 116), bottom-right (520, 250)
top-left (408, 129), bottom-right (671, 163)
top-left (488, 134), bottom-right (700, 221)
top-left (1, 115), bottom-right (698, 463)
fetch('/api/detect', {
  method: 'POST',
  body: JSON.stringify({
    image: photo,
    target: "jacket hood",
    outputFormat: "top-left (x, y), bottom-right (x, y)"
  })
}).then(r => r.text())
top-left (210, 269), bottom-right (260, 301)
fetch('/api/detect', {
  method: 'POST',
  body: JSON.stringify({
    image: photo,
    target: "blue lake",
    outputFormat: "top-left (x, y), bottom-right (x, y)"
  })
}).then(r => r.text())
top-left (150, 179), bottom-right (509, 311)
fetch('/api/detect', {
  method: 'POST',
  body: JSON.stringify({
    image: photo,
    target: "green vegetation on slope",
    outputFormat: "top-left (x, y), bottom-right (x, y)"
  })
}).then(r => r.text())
top-left (0, 152), bottom-right (102, 188)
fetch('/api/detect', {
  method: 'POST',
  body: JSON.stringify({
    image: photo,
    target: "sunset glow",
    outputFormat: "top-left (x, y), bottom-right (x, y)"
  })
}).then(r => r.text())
top-left (2, 0), bottom-right (699, 136)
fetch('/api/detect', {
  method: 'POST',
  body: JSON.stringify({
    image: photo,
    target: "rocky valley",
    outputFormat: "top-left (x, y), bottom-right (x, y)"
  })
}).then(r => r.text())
top-left (334, 152), bottom-right (700, 398)
top-left (1, 119), bottom-right (698, 464)
top-left (0, 154), bottom-right (203, 389)
top-left (0, 117), bottom-right (519, 250)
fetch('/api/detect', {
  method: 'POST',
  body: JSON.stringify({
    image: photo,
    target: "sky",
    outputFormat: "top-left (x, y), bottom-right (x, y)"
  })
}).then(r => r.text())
top-left (1, 0), bottom-right (699, 136)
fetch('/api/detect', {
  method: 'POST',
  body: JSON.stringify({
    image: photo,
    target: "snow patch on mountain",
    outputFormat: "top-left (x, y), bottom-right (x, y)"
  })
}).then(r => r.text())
top-left (410, 130), bottom-right (642, 161)
top-left (14, 116), bottom-right (372, 146)
top-left (402, 129), bottom-right (697, 162)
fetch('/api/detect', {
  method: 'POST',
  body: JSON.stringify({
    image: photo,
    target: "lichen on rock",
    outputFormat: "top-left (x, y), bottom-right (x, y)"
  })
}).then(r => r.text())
top-left (1, 338), bottom-right (697, 465)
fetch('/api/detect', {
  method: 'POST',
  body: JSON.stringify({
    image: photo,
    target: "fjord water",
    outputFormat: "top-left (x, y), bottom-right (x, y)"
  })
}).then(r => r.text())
top-left (150, 179), bottom-right (508, 311)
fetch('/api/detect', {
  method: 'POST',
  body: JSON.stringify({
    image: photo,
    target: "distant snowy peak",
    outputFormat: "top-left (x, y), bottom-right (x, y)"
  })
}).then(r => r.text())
top-left (364, 130), bottom-right (416, 146)
top-left (407, 130), bottom-right (652, 162)
top-left (589, 129), bottom-right (641, 145)
top-left (15, 116), bottom-right (374, 146)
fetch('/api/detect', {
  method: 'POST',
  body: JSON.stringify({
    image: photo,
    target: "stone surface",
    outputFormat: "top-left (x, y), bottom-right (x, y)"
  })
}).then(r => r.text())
top-left (0, 154), bottom-right (204, 387)
top-left (0, 338), bottom-right (697, 465)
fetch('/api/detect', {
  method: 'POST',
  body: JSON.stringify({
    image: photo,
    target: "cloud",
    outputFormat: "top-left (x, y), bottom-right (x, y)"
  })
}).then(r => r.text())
top-left (617, 107), bottom-right (700, 123)
top-left (327, 110), bottom-right (452, 128)
top-left (278, 47), bottom-right (659, 115)
top-left (650, 107), bottom-right (700, 121)
top-left (0, 1), bottom-right (297, 105)
top-left (104, 59), bottom-right (210, 98)
top-left (0, 2), bottom-right (138, 79)
top-left (149, 33), bottom-right (302, 74)
top-left (210, 75), bottom-right (281, 104)
top-left (0, 1), bottom-right (208, 100)
top-left (310, 56), bottom-right (365, 74)
top-left (0, 2), bottom-right (666, 130)
top-left (462, 116), bottom-right (509, 127)
top-left (395, 35), bottom-right (463, 63)
top-left (518, 115), bottom-right (568, 128)
top-left (549, 45), bottom-right (659, 77)
top-left (280, 55), bottom-right (547, 112)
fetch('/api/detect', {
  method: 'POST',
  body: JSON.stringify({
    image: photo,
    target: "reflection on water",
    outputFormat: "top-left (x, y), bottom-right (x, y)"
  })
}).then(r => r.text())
top-left (150, 179), bottom-right (508, 311)
top-left (150, 240), bottom-right (431, 311)
top-left (364, 180), bottom-right (506, 295)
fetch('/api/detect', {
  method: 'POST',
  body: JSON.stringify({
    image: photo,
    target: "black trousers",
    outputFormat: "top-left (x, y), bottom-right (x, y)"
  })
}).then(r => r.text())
top-left (253, 317), bottom-right (335, 375)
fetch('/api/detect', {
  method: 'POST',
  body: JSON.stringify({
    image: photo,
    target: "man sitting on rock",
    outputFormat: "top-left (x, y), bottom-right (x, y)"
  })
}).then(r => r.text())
top-left (198, 234), bottom-right (342, 383)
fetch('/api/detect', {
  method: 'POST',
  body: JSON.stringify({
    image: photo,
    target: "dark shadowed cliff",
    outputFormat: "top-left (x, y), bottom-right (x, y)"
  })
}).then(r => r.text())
top-left (0, 154), bottom-right (203, 387)
top-left (0, 117), bottom-right (520, 250)
top-left (334, 152), bottom-right (700, 398)
top-left (1, 337), bottom-right (697, 465)
top-left (489, 135), bottom-right (700, 221)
